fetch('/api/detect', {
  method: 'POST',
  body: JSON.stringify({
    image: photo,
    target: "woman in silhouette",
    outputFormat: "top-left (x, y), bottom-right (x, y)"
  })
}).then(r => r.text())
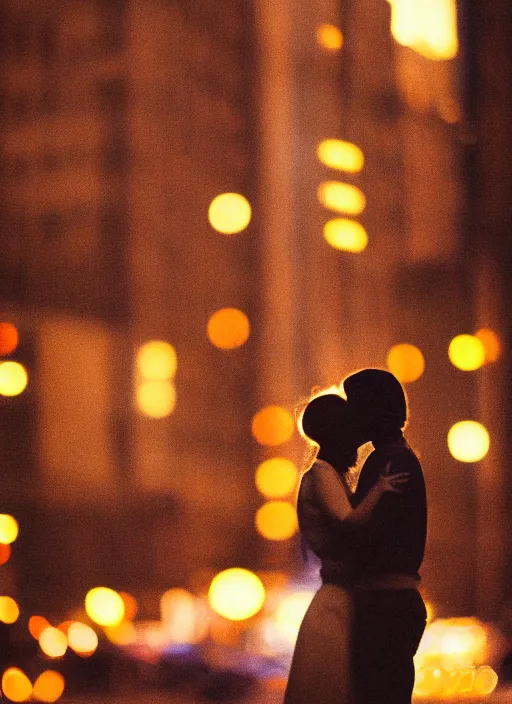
top-left (284, 392), bottom-right (407, 704)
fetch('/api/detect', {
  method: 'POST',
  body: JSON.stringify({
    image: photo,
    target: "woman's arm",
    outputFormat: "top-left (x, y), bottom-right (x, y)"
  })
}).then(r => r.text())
top-left (313, 461), bottom-right (408, 526)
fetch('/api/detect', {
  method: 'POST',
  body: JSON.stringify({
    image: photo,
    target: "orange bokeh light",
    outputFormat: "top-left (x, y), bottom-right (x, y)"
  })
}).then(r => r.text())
top-left (475, 327), bottom-right (501, 363)
top-left (0, 542), bottom-right (12, 565)
top-left (251, 406), bottom-right (295, 446)
top-left (119, 592), bottom-right (138, 621)
top-left (29, 616), bottom-right (51, 640)
top-left (207, 308), bottom-right (251, 350)
top-left (2, 668), bottom-right (32, 702)
top-left (32, 671), bottom-right (65, 703)
top-left (0, 322), bottom-right (19, 356)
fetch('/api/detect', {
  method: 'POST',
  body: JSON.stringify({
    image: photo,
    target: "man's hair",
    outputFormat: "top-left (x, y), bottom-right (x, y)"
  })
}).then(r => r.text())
top-left (343, 369), bottom-right (407, 431)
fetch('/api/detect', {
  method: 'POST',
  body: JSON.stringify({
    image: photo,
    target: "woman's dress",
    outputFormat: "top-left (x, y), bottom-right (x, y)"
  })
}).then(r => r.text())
top-left (284, 461), bottom-right (355, 704)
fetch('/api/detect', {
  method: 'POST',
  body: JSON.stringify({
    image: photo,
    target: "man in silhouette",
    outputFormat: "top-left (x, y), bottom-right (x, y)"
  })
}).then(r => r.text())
top-left (342, 368), bottom-right (428, 704)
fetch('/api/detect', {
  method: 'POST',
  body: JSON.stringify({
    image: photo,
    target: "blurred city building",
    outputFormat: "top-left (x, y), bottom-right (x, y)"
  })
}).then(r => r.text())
top-left (0, 0), bottom-right (510, 626)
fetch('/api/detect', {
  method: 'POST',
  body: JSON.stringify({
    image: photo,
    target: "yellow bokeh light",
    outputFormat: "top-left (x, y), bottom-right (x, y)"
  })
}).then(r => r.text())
top-left (208, 193), bottom-right (252, 234)
top-left (386, 343), bottom-right (425, 383)
top-left (32, 671), bottom-right (65, 703)
top-left (317, 181), bottom-right (366, 215)
top-left (208, 568), bottom-right (265, 621)
top-left (0, 596), bottom-right (20, 624)
top-left (2, 668), bottom-right (33, 703)
top-left (255, 458), bottom-right (298, 499)
top-left (274, 591), bottom-right (314, 643)
top-left (136, 341), bottom-right (177, 380)
top-left (323, 219), bottom-right (368, 253)
top-left (317, 140), bottom-right (364, 173)
top-left (448, 334), bottom-right (485, 371)
top-left (251, 406), bottom-right (295, 446)
top-left (255, 501), bottom-right (298, 541)
top-left (160, 588), bottom-right (209, 645)
top-left (0, 361), bottom-right (28, 397)
top-left (316, 23), bottom-right (344, 51)
top-left (475, 328), bottom-right (501, 363)
top-left (39, 627), bottom-right (68, 658)
top-left (67, 622), bottom-right (98, 656)
top-left (387, 0), bottom-right (458, 60)
top-left (447, 421), bottom-right (490, 462)
top-left (85, 587), bottom-right (125, 627)
top-left (0, 322), bottom-right (19, 356)
top-left (473, 665), bottom-right (499, 695)
top-left (103, 620), bottom-right (136, 646)
top-left (207, 308), bottom-right (251, 350)
top-left (136, 380), bottom-right (176, 418)
top-left (0, 514), bottom-right (19, 544)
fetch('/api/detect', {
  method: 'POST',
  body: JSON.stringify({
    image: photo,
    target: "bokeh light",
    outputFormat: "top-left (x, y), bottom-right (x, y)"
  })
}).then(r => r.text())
top-left (103, 620), bottom-right (137, 646)
top-left (32, 671), bottom-right (65, 703)
top-left (0, 322), bottom-right (19, 356)
top-left (316, 23), bottom-right (343, 50)
top-left (251, 406), bottom-right (295, 446)
top-left (473, 665), bottom-right (499, 695)
top-left (387, 0), bottom-right (458, 60)
top-left (386, 343), bottom-right (425, 383)
top-left (160, 588), bottom-right (209, 644)
top-left (136, 380), bottom-right (176, 418)
top-left (85, 587), bottom-right (125, 627)
top-left (67, 622), bottom-right (98, 656)
top-left (0, 543), bottom-right (11, 565)
top-left (323, 219), bottom-right (368, 252)
top-left (1, 668), bottom-right (33, 702)
top-left (317, 181), bottom-right (366, 215)
top-left (29, 616), bottom-right (51, 640)
top-left (0, 514), bottom-right (19, 544)
top-left (255, 458), bottom-right (298, 498)
top-left (0, 596), bottom-right (20, 624)
top-left (208, 568), bottom-right (265, 621)
top-left (447, 421), bottom-right (490, 462)
top-left (136, 341), bottom-right (177, 380)
top-left (207, 308), bottom-right (250, 350)
top-left (119, 591), bottom-right (138, 621)
top-left (255, 501), bottom-right (298, 541)
top-left (274, 591), bottom-right (314, 643)
top-left (0, 361), bottom-right (28, 397)
top-left (317, 140), bottom-right (364, 173)
top-left (208, 193), bottom-right (252, 234)
top-left (39, 627), bottom-right (68, 658)
top-left (475, 328), bottom-right (501, 363)
top-left (448, 334), bottom-right (485, 371)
